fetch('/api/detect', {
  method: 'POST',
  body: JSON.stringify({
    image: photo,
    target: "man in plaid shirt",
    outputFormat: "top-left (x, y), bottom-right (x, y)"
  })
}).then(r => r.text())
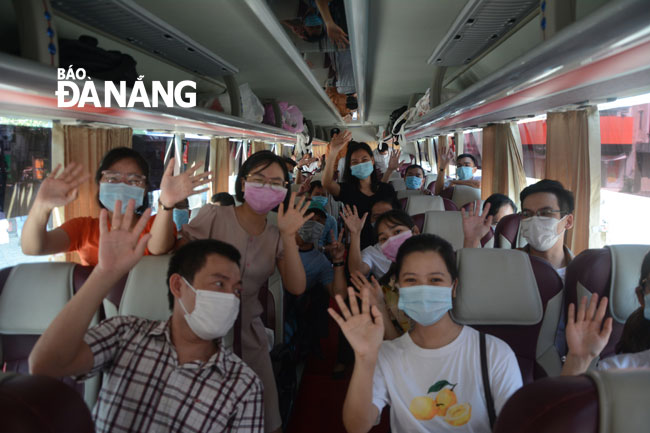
top-left (29, 199), bottom-right (264, 432)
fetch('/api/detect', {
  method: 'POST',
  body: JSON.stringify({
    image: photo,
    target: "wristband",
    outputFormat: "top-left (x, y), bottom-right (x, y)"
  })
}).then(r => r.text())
top-left (333, 261), bottom-right (345, 267)
top-left (158, 198), bottom-right (174, 211)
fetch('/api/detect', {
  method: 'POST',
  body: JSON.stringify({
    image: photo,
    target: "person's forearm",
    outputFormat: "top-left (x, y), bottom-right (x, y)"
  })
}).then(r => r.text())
top-left (347, 233), bottom-right (367, 275)
top-left (279, 234), bottom-right (307, 295)
top-left (21, 201), bottom-right (57, 255)
top-left (146, 207), bottom-right (175, 255)
top-left (29, 267), bottom-right (121, 377)
top-left (561, 353), bottom-right (594, 376)
top-left (463, 234), bottom-right (482, 249)
top-left (434, 170), bottom-right (446, 195)
top-left (453, 180), bottom-right (481, 188)
top-left (315, 0), bottom-right (335, 25)
top-left (343, 355), bottom-right (379, 433)
top-left (381, 168), bottom-right (394, 183)
top-left (322, 151), bottom-right (338, 193)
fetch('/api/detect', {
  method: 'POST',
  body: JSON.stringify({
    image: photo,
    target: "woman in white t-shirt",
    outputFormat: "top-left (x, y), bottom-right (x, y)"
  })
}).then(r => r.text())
top-left (329, 234), bottom-right (523, 433)
top-left (562, 251), bottom-right (650, 375)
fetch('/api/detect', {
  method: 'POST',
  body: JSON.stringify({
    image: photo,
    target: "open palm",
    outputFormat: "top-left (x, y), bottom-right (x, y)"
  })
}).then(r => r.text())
top-left (566, 294), bottom-right (613, 360)
top-left (159, 157), bottom-right (212, 207)
top-left (350, 271), bottom-right (385, 309)
top-left (387, 149), bottom-right (401, 171)
top-left (36, 163), bottom-right (89, 209)
top-left (461, 200), bottom-right (492, 247)
top-left (329, 130), bottom-right (352, 156)
top-left (340, 204), bottom-right (367, 235)
top-left (329, 287), bottom-right (383, 359)
top-left (277, 192), bottom-right (312, 236)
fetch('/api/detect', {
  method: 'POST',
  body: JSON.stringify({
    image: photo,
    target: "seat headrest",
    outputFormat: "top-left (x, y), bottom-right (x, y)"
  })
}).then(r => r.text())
top-left (452, 249), bottom-right (543, 325)
top-left (389, 171), bottom-right (402, 180)
top-left (396, 189), bottom-right (422, 200)
top-left (405, 195), bottom-right (444, 215)
top-left (422, 211), bottom-right (464, 251)
top-left (608, 244), bottom-right (650, 323)
top-left (451, 184), bottom-right (481, 208)
top-left (390, 178), bottom-right (406, 191)
top-left (495, 213), bottom-right (526, 249)
top-left (0, 262), bottom-right (75, 334)
top-left (588, 369), bottom-right (650, 433)
top-left (119, 255), bottom-right (173, 320)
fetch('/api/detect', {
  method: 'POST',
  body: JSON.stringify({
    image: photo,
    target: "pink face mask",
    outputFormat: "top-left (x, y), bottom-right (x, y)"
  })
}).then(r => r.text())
top-left (380, 230), bottom-right (413, 262)
top-left (244, 182), bottom-right (287, 214)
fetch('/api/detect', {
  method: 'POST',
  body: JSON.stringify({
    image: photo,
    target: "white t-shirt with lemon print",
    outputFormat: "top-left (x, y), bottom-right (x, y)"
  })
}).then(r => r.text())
top-left (371, 326), bottom-right (522, 433)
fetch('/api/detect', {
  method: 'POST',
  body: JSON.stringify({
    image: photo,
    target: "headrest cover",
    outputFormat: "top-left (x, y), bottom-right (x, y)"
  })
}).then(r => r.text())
top-left (451, 184), bottom-right (481, 208)
top-left (390, 178), bottom-right (406, 191)
top-left (119, 255), bottom-right (173, 320)
top-left (405, 195), bottom-right (445, 215)
top-left (397, 189), bottom-right (423, 200)
top-left (608, 244), bottom-right (650, 323)
top-left (0, 263), bottom-right (75, 334)
top-left (452, 249), bottom-right (543, 325)
top-left (422, 211), bottom-right (464, 251)
top-left (588, 369), bottom-right (650, 433)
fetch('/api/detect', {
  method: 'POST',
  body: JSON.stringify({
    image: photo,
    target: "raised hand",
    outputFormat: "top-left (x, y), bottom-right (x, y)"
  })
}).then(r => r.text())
top-left (328, 130), bottom-right (352, 157)
top-left (324, 229), bottom-right (346, 262)
top-left (96, 199), bottom-right (152, 276)
top-left (159, 158), bottom-right (212, 208)
top-left (340, 204), bottom-right (367, 236)
top-left (461, 200), bottom-right (492, 248)
top-left (387, 149), bottom-right (401, 172)
top-left (297, 175), bottom-right (314, 195)
top-left (350, 271), bottom-right (385, 310)
top-left (326, 22), bottom-right (349, 49)
top-left (328, 287), bottom-right (384, 360)
top-left (277, 192), bottom-right (313, 236)
top-left (35, 163), bottom-right (90, 210)
top-left (566, 294), bottom-right (613, 361)
top-left (437, 146), bottom-right (454, 171)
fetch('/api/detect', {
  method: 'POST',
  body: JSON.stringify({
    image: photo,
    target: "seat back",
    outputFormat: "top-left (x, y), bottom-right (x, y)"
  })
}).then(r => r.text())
top-left (405, 195), bottom-right (444, 216)
top-left (453, 249), bottom-right (564, 383)
top-left (425, 173), bottom-right (437, 186)
top-left (450, 184), bottom-right (481, 209)
top-left (389, 178), bottom-right (406, 191)
top-left (422, 211), bottom-right (464, 251)
top-left (0, 372), bottom-right (95, 433)
top-left (494, 369), bottom-right (650, 433)
top-left (396, 189), bottom-right (422, 200)
top-left (115, 255), bottom-right (173, 320)
top-left (389, 171), bottom-right (402, 181)
top-left (495, 213), bottom-right (527, 249)
top-left (565, 244), bottom-right (650, 359)
top-left (0, 262), bottom-right (100, 408)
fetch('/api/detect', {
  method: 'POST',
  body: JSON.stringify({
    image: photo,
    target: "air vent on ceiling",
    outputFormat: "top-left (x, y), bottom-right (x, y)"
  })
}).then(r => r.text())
top-left (51, 0), bottom-right (238, 76)
top-left (428, 0), bottom-right (538, 66)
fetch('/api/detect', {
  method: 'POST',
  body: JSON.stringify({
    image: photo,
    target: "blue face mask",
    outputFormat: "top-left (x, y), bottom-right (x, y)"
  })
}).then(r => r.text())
top-left (350, 161), bottom-right (374, 179)
top-left (304, 14), bottom-right (323, 27)
top-left (288, 172), bottom-right (294, 183)
top-left (644, 293), bottom-right (650, 320)
top-left (405, 176), bottom-right (423, 190)
top-left (99, 183), bottom-right (145, 214)
top-left (173, 209), bottom-right (190, 231)
top-left (311, 195), bottom-right (328, 208)
top-left (457, 166), bottom-right (474, 181)
top-left (398, 285), bottom-right (453, 326)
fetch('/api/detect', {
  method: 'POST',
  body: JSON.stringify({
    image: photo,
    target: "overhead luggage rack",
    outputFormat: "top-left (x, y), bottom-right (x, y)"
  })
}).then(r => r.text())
top-left (51, 0), bottom-right (238, 77)
top-left (0, 53), bottom-right (297, 143)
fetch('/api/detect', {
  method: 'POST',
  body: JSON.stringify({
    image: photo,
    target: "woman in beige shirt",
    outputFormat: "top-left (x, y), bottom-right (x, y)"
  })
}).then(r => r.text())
top-left (181, 150), bottom-right (310, 433)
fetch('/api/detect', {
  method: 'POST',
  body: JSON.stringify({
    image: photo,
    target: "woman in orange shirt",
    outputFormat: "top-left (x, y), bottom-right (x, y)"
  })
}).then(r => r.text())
top-left (21, 147), bottom-right (210, 266)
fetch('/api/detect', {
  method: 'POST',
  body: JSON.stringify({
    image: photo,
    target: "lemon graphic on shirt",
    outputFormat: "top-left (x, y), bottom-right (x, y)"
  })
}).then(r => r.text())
top-left (409, 396), bottom-right (438, 420)
top-left (435, 388), bottom-right (457, 416)
top-left (444, 402), bottom-right (472, 426)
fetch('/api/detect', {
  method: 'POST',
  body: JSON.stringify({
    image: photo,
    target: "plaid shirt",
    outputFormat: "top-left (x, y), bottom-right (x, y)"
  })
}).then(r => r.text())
top-left (76, 316), bottom-right (264, 433)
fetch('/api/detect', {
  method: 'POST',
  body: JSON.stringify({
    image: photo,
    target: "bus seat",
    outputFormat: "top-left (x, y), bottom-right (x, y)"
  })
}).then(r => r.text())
top-left (263, 269), bottom-right (283, 350)
top-left (495, 213), bottom-right (527, 249)
top-left (400, 196), bottom-right (457, 212)
top-left (389, 171), bottom-right (402, 181)
top-left (405, 195), bottom-right (444, 216)
top-left (422, 211), bottom-right (464, 250)
top-left (450, 185), bottom-right (481, 209)
top-left (454, 249), bottom-right (564, 383)
top-left (0, 372), bottom-right (95, 433)
top-left (494, 369), bottom-right (650, 433)
top-left (0, 262), bottom-right (101, 408)
top-left (425, 173), bottom-right (437, 186)
top-left (390, 178), bottom-right (406, 191)
top-left (565, 244), bottom-right (650, 359)
top-left (396, 189), bottom-right (422, 200)
top-left (114, 255), bottom-right (173, 321)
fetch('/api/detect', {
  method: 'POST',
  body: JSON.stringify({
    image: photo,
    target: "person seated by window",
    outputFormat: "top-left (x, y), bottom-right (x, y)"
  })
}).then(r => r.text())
top-left (329, 234), bottom-right (523, 433)
top-left (21, 147), bottom-right (210, 266)
top-left (434, 148), bottom-right (481, 195)
top-left (322, 132), bottom-right (397, 250)
top-left (483, 193), bottom-right (517, 227)
top-left (304, 180), bottom-right (339, 248)
top-left (211, 192), bottom-right (235, 206)
top-left (562, 251), bottom-right (650, 375)
top-left (29, 202), bottom-right (263, 432)
top-left (172, 198), bottom-right (191, 232)
top-left (403, 164), bottom-right (434, 195)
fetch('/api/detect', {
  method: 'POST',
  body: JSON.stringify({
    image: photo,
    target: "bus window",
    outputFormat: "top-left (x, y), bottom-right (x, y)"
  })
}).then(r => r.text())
top-left (0, 118), bottom-right (59, 268)
top-left (599, 93), bottom-right (650, 245)
top-left (518, 116), bottom-right (547, 183)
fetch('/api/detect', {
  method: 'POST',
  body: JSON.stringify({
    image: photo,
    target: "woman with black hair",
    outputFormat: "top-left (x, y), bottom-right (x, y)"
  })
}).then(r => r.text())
top-left (21, 147), bottom-right (206, 265)
top-left (322, 130), bottom-right (397, 249)
top-left (329, 234), bottom-right (522, 433)
top-left (180, 150), bottom-right (311, 433)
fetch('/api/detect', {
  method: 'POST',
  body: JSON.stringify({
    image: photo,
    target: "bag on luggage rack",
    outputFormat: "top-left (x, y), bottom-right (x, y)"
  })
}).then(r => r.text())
top-left (263, 102), bottom-right (305, 133)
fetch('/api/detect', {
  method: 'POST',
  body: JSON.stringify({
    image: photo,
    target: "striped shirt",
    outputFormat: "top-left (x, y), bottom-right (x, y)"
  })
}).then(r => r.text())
top-left (76, 316), bottom-right (264, 433)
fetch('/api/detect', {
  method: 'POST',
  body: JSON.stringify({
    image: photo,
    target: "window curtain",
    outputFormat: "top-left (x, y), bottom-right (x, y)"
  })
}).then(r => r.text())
top-left (61, 124), bottom-right (132, 262)
top-left (211, 137), bottom-right (230, 195)
top-left (546, 107), bottom-right (601, 253)
top-left (480, 122), bottom-right (527, 207)
top-left (437, 135), bottom-right (449, 176)
top-left (454, 130), bottom-right (465, 157)
top-left (251, 140), bottom-right (269, 154)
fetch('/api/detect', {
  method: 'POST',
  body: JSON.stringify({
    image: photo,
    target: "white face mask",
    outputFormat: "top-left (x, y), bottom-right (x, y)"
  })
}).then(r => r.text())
top-left (520, 216), bottom-right (566, 252)
top-left (178, 277), bottom-right (240, 340)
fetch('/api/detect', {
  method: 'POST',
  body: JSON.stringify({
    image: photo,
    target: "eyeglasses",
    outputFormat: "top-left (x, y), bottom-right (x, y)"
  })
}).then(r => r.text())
top-left (100, 170), bottom-right (146, 187)
top-left (520, 209), bottom-right (564, 219)
top-left (245, 174), bottom-right (287, 191)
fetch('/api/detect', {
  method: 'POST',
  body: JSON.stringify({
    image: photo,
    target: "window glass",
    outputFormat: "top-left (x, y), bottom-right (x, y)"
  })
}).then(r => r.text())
top-left (518, 118), bottom-right (546, 180)
top-left (183, 138), bottom-right (210, 209)
top-left (599, 96), bottom-right (650, 245)
top-left (463, 130), bottom-right (483, 168)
